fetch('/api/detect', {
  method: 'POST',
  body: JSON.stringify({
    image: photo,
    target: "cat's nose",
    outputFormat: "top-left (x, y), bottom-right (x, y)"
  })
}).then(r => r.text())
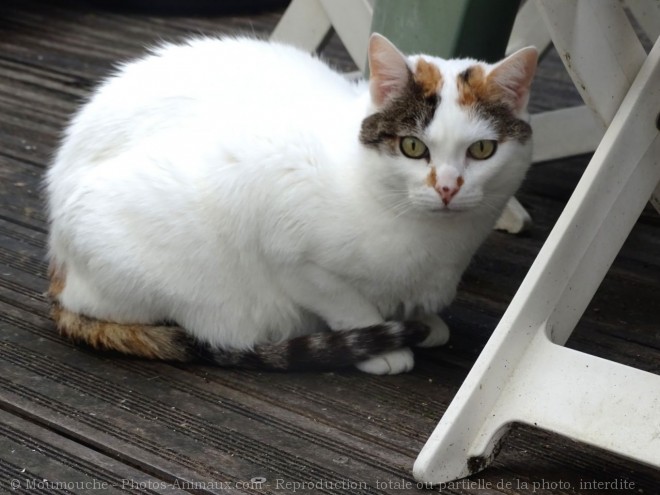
top-left (435, 180), bottom-right (462, 205)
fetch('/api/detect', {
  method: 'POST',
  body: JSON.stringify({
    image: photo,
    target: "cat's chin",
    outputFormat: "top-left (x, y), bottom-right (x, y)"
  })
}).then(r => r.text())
top-left (427, 206), bottom-right (468, 215)
top-left (408, 207), bottom-right (468, 221)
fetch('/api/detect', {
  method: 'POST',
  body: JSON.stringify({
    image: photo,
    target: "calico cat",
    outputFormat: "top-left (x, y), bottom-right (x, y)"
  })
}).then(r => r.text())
top-left (46, 34), bottom-right (537, 374)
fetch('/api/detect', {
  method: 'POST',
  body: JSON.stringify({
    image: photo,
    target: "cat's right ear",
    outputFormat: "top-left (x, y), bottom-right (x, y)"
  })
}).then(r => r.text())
top-left (368, 33), bottom-right (411, 107)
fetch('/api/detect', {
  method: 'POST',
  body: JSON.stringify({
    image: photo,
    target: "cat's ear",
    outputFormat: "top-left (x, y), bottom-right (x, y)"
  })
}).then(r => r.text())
top-left (488, 46), bottom-right (538, 113)
top-left (367, 33), bottom-right (411, 107)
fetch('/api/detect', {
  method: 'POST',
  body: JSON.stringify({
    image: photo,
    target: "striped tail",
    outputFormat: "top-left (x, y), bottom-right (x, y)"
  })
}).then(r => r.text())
top-left (186, 320), bottom-right (430, 370)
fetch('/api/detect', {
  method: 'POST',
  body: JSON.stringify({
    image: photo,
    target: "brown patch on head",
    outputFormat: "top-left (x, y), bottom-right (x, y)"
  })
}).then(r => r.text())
top-left (360, 67), bottom-right (440, 152)
top-left (456, 65), bottom-right (532, 143)
top-left (414, 58), bottom-right (443, 98)
top-left (457, 65), bottom-right (493, 106)
top-left (457, 176), bottom-right (465, 188)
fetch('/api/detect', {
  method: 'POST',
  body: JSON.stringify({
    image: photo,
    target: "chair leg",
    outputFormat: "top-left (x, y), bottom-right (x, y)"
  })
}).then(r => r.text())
top-left (318, 0), bottom-right (372, 73)
top-left (270, 0), bottom-right (332, 51)
top-left (414, 36), bottom-right (660, 484)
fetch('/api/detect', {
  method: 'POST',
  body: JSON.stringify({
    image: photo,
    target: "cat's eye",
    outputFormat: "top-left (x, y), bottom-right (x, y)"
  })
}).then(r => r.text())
top-left (400, 136), bottom-right (428, 159)
top-left (467, 140), bottom-right (497, 160)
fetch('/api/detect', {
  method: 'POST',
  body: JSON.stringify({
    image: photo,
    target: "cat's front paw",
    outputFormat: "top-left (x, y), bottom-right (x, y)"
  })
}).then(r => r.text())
top-left (416, 313), bottom-right (450, 347)
top-left (356, 348), bottom-right (414, 375)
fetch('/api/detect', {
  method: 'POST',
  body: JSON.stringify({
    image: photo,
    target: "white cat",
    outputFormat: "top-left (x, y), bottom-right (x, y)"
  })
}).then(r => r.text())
top-left (46, 34), bottom-right (537, 374)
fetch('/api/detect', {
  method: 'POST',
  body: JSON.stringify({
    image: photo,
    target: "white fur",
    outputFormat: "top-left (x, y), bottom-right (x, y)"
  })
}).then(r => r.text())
top-left (47, 37), bottom-right (533, 374)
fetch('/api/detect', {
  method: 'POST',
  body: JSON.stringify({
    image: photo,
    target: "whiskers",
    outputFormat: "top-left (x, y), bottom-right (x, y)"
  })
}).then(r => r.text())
top-left (472, 193), bottom-right (511, 217)
top-left (372, 189), bottom-right (419, 218)
top-left (371, 186), bottom-right (511, 220)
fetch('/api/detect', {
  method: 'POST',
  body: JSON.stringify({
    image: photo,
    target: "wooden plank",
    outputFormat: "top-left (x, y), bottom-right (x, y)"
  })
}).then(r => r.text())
top-left (0, 337), bottom-right (397, 494)
top-left (0, 409), bottom-right (189, 495)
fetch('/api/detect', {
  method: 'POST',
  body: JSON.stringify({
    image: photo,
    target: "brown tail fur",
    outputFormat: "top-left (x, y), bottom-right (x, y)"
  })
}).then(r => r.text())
top-left (48, 264), bottom-right (189, 361)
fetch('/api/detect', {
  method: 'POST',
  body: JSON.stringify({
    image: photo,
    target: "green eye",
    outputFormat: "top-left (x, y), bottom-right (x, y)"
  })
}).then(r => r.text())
top-left (467, 140), bottom-right (497, 160)
top-left (400, 136), bottom-right (428, 159)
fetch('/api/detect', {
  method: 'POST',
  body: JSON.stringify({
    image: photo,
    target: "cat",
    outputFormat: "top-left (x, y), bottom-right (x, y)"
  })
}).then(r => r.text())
top-left (46, 33), bottom-right (537, 374)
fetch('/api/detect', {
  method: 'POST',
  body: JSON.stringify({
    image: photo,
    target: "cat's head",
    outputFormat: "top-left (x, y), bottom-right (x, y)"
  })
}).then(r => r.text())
top-left (360, 34), bottom-right (537, 218)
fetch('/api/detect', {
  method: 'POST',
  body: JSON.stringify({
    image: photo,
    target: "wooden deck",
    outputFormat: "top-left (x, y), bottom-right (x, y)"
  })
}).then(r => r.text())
top-left (1, 1), bottom-right (658, 493)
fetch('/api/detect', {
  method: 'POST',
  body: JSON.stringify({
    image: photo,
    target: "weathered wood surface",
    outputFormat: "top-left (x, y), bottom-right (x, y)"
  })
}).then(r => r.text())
top-left (0, 1), bottom-right (658, 494)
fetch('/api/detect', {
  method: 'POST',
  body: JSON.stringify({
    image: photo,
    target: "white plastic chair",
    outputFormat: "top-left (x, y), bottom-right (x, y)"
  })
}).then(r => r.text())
top-left (414, 0), bottom-right (660, 482)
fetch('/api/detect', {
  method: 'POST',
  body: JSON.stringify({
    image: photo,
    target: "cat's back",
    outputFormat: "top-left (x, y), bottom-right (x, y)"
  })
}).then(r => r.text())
top-left (53, 36), bottom-right (360, 173)
top-left (81, 37), bottom-right (354, 130)
top-left (111, 37), bottom-right (352, 103)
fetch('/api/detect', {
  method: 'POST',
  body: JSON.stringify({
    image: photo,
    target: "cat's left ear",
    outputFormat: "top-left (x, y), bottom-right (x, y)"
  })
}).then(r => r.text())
top-left (367, 33), bottom-right (411, 107)
top-left (488, 47), bottom-right (538, 113)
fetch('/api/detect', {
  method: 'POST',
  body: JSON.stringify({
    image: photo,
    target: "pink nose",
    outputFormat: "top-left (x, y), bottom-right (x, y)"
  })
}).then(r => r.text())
top-left (436, 184), bottom-right (460, 205)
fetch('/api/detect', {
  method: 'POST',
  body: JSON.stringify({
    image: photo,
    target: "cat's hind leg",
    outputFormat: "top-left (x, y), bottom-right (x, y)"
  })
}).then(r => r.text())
top-left (415, 313), bottom-right (450, 348)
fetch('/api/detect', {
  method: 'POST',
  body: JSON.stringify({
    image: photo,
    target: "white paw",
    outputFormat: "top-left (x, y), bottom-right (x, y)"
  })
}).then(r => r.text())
top-left (356, 348), bottom-right (415, 375)
top-left (416, 313), bottom-right (450, 348)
